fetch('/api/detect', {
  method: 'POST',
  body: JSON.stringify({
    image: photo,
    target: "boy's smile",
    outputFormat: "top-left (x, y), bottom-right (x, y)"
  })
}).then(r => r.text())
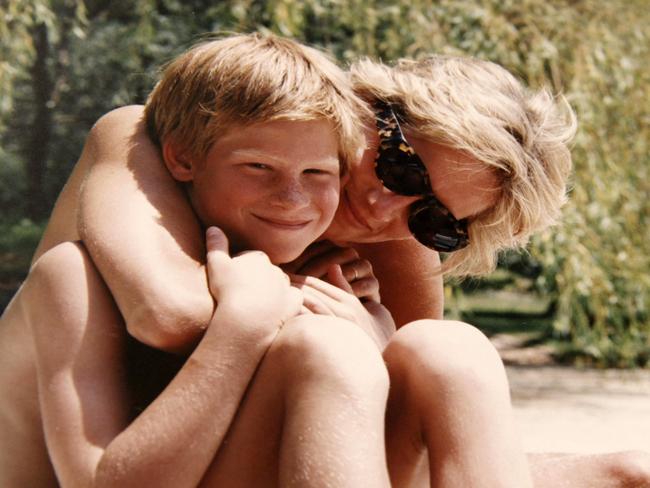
top-left (165, 119), bottom-right (341, 264)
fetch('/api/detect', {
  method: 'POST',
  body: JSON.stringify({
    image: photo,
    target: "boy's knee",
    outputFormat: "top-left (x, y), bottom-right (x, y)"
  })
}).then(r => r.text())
top-left (24, 241), bottom-right (108, 335)
top-left (28, 241), bottom-right (91, 293)
top-left (385, 319), bottom-right (505, 389)
top-left (275, 315), bottom-right (389, 395)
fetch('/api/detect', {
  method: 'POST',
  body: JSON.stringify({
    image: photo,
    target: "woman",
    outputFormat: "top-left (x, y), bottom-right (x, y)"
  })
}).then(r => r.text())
top-left (21, 36), bottom-right (650, 486)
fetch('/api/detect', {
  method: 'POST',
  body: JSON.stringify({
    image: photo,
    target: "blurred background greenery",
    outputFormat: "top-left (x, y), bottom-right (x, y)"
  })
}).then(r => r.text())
top-left (1, 0), bottom-right (648, 367)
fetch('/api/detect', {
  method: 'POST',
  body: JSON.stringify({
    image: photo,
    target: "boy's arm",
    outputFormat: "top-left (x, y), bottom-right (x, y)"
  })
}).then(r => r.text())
top-left (30, 232), bottom-right (299, 487)
top-left (78, 105), bottom-right (213, 353)
top-left (354, 238), bottom-right (444, 325)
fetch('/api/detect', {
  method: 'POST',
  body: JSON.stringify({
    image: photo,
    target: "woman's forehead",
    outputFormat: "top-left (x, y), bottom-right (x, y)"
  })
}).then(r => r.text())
top-left (409, 138), bottom-right (500, 220)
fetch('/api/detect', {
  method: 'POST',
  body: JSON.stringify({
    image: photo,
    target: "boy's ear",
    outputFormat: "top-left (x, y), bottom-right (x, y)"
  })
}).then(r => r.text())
top-left (162, 139), bottom-right (195, 182)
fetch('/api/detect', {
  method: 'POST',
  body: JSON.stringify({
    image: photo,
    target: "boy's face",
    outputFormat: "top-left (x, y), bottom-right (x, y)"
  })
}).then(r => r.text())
top-left (179, 119), bottom-right (341, 264)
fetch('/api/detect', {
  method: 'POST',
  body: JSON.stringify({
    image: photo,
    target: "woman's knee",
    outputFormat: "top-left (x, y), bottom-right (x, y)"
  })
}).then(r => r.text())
top-left (273, 314), bottom-right (389, 397)
top-left (384, 319), bottom-right (505, 391)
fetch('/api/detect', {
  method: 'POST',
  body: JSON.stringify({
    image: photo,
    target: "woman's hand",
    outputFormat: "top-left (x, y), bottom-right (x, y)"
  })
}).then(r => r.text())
top-left (283, 240), bottom-right (380, 302)
top-left (206, 227), bottom-right (303, 330)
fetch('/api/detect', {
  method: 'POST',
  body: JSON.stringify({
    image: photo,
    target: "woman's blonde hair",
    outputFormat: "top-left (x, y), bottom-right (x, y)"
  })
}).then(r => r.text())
top-left (145, 33), bottom-right (370, 171)
top-left (350, 56), bottom-right (577, 277)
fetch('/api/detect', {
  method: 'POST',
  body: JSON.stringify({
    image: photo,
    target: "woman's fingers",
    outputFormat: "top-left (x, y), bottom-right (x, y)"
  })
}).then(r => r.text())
top-left (283, 244), bottom-right (381, 301)
top-left (326, 264), bottom-right (354, 294)
top-left (288, 244), bottom-right (360, 278)
top-left (340, 259), bottom-right (372, 283)
top-left (281, 240), bottom-right (339, 273)
top-left (336, 259), bottom-right (379, 302)
top-left (350, 277), bottom-right (381, 303)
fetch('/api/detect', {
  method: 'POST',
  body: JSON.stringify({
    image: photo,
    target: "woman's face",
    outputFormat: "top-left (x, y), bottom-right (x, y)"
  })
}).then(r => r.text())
top-left (322, 128), bottom-right (499, 247)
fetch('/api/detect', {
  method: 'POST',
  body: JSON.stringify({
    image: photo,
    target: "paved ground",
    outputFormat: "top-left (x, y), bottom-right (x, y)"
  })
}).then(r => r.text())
top-left (507, 365), bottom-right (650, 453)
top-left (492, 334), bottom-right (650, 454)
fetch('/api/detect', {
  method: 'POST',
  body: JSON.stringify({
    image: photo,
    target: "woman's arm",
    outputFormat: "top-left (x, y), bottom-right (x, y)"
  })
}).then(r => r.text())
top-left (78, 106), bottom-right (213, 353)
top-left (354, 238), bottom-right (444, 326)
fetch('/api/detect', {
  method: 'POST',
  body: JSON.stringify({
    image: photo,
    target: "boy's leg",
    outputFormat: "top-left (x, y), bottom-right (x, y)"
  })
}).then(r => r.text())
top-left (383, 320), bottom-right (532, 488)
top-left (25, 242), bottom-right (390, 486)
top-left (199, 314), bottom-right (391, 488)
top-left (0, 279), bottom-right (59, 486)
top-left (24, 241), bottom-right (132, 486)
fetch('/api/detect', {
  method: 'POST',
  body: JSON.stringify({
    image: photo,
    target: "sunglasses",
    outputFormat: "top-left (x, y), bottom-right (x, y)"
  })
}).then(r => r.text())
top-left (374, 101), bottom-right (469, 253)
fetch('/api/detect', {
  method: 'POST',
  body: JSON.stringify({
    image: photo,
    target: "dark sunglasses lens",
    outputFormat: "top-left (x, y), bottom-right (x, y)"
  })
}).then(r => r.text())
top-left (376, 152), bottom-right (430, 196)
top-left (408, 202), bottom-right (469, 252)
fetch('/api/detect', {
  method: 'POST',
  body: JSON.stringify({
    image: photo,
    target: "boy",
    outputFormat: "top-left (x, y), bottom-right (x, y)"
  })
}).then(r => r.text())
top-left (0, 33), bottom-right (393, 487)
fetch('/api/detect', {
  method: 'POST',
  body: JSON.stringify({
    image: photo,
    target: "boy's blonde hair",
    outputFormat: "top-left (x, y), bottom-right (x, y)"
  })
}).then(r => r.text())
top-left (350, 56), bottom-right (577, 277)
top-left (145, 33), bottom-right (369, 170)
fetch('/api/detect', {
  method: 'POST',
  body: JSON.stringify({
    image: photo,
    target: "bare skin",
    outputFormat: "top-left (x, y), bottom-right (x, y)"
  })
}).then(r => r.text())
top-left (93, 108), bottom-right (649, 488)
top-left (2, 105), bottom-right (648, 486)
top-left (0, 106), bottom-right (534, 487)
top-left (0, 114), bottom-right (394, 486)
top-left (1, 233), bottom-right (391, 487)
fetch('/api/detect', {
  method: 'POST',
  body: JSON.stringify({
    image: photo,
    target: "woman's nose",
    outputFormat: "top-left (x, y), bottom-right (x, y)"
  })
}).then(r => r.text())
top-left (367, 186), bottom-right (420, 219)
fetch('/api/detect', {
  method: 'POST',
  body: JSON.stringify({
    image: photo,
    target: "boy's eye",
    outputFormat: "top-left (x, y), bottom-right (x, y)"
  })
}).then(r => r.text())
top-left (304, 168), bottom-right (334, 175)
top-left (245, 162), bottom-right (270, 170)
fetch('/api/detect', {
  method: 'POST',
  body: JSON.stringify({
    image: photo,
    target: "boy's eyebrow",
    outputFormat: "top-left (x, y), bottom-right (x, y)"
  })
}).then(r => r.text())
top-left (229, 148), bottom-right (282, 160)
top-left (229, 148), bottom-right (340, 166)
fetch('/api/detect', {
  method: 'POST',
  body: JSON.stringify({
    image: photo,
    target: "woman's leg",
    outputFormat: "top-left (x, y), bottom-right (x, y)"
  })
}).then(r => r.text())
top-left (383, 319), bottom-right (532, 488)
top-left (529, 451), bottom-right (650, 488)
top-left (200, 313), bottom-right (391, 488)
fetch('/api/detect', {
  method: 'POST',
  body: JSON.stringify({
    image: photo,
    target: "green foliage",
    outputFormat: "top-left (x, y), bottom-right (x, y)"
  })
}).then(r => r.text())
top-left (530, 0), bottom-right (650, 367)
top-left (1, 0), bottom-right (648, 366)
top-left (0, 219), bottom-right (45, 310)
top-left (0, 0), bottom-right (87, 125)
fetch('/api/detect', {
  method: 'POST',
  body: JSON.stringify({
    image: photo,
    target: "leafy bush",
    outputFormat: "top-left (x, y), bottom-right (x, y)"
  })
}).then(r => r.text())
top-left (0, 219), bottom-right (45, 310)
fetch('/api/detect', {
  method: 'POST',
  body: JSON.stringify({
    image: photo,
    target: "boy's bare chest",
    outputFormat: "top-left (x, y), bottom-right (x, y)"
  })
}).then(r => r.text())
top-left (125, 336), bottom-right (188, 418)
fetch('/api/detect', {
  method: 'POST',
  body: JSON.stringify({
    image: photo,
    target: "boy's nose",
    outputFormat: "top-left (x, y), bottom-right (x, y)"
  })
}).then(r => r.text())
top-left (270, 178), bottom-right (310, 209)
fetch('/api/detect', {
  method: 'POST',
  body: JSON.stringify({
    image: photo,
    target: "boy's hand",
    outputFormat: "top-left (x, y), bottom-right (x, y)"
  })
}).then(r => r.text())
top-left (283, 241), bottom-right (380, 302)
top-left (291, 273), bottom-right (394, 350)
top-left (206, 227), bottom-right (302, 329)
